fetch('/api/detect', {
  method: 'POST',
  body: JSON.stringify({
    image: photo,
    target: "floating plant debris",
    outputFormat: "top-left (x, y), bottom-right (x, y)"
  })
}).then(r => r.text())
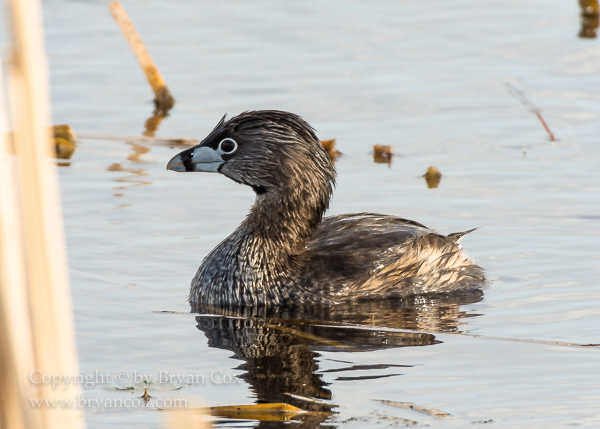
top-left (373, 144), bottom-right (393, 164)
top-left (423, 166), bottom-right (442, 189)
top-left (52, 124), bottom-right (77, 143)
top-left (320, 139), bottom-right (341, 161)
top-left (141, 387), bottom-right (152, 404)
top-left (208, 403), bottom-right (309, 421)
top-left (52, 124), bottom-right (77, 160)
top-left (376, 399), bottom-right (451, 418)
top-left (580, 0), bottom-right (599, 15)
top-left (579, 0), bottom-right (599, 38)
top-left (370, 412), bottom-right (419, 426)
top-left (54, 137), bottom-right (76, 160)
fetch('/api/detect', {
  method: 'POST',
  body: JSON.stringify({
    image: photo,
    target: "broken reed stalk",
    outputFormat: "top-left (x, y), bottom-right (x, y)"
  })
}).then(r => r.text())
top-left (506, 83), bottom-right (556, 141)
top-left (0, 59), bottom-right (40, 429)
top-left (6, 0), bottom-right (84, 427)
top-left (109, 1), bottom-right (175, 114)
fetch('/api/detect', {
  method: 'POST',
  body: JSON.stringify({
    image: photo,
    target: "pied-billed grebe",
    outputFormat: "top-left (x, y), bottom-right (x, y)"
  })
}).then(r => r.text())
top-left (167, 110), bottom-right (485, 307)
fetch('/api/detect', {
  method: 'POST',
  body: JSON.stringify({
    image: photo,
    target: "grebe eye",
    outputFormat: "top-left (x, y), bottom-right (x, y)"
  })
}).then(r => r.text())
top-left (219, 138), bottom-right (237, 154)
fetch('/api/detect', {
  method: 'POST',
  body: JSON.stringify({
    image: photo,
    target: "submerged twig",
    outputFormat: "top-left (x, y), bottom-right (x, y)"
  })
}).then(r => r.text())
top-left (282, 393), bottom-right (337, 410)
top-left (465, 333), bottom-right (599, 349)
top-left (267, 324), bottom-right (350, 350)
top-left (375, 400), bottom-right (450, 418)
top-left (154, 308), bottom-right (599, 350)
top-left (306, 322), bottom-right (599, 349)
top-left (506, 83), bottom-right (556, 141)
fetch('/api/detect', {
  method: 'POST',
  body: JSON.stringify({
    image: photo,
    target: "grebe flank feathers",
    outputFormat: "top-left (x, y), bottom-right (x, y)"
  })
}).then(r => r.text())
top-left (167, 110), bottom-right (485, 307)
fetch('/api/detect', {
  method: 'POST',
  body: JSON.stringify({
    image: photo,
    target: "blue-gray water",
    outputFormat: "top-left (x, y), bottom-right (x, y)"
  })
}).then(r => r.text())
top-left (3, 0), bottom-right (600, 427)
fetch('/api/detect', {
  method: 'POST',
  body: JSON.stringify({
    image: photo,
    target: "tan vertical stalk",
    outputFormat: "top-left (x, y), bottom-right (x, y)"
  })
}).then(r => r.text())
top-left (0, 61), bottom-right (40, 429)
top-left (6, 0), bottom-right (84, 427)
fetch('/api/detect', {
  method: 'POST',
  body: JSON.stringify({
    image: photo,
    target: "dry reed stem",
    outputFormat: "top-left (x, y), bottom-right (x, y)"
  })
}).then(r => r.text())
top-left (0, 58), bottom-right (40, 429)
top-left (109, 1), bottom-right (175, 113)
top-left (506, 83), bottom-right (556, 141)
top-left (7, 0), bottom-right (84, 426)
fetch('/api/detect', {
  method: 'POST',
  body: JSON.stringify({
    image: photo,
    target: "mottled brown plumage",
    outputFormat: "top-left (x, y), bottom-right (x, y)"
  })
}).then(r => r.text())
top-left (167, 110), bottom-right (485, 308)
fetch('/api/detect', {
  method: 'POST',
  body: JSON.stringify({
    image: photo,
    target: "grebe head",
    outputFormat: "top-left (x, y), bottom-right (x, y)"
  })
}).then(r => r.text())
top-left (167, 110), bottom-right (335, 197)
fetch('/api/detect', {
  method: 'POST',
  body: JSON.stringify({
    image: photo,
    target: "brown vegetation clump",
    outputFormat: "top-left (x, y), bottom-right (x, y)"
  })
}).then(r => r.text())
top-left (320, 139), bottom-right (342, 161)
top-left (423, 166), bottom-right (442, 189)
top-left (579, 0), bottom-right (599, 38)
top-left (52, 124), bottom-right (77, 160)
top-left (373, 144), bottom-right (393, 164)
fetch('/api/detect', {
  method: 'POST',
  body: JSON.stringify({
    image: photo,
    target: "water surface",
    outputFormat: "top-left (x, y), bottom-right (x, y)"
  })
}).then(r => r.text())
top-left (4, 0), bottom-right (600, 427)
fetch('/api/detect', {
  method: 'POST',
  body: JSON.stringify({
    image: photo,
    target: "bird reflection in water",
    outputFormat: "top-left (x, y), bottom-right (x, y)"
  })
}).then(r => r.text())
top-left (192, 290), bottom-right (482, 426)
